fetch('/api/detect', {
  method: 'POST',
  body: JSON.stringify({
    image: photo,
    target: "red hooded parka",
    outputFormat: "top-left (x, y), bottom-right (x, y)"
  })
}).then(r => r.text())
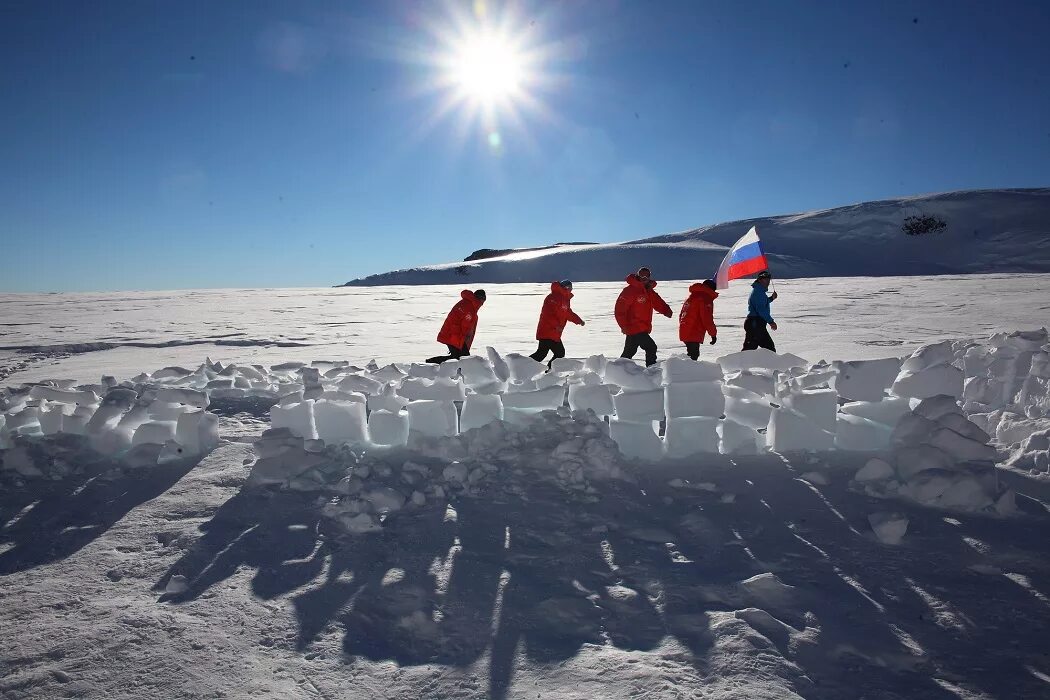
top-left (614, 274), bottom-right (672, 336)
top-left (437, 290), bottom-right (484, 350)
top-left (679, 283), bottom-right (718, 343)
top-left (536, 282), bottom-right (583, 341)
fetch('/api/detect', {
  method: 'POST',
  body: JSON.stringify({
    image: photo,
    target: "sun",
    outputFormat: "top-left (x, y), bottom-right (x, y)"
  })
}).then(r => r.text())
top-left (449, 33), bottom-right (525, 105)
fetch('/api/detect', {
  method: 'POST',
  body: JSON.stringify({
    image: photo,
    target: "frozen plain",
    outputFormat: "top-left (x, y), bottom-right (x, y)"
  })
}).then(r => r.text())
top-left (3, 275), bottom-right (1050, 700)
top-left (2, 273), bottom-right (1049, 384)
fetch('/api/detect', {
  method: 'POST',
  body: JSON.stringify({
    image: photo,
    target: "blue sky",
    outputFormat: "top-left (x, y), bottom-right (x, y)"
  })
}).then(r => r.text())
top-left (1, 0), bottom-right (1048, 292)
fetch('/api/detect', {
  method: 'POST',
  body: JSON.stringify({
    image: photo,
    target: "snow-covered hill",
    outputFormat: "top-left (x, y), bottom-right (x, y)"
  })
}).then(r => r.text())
top-left (342, 188), bottom-right (1050, 286)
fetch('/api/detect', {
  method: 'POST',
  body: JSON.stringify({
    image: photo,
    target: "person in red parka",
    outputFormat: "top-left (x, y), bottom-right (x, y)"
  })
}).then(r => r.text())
top-left (530, 280), bottom-right (585, 367)
top-left (679, 279), bottom-right (718, 360)
top-left (426, 289), bottom-right (486, 364)
top-left (614, 267), bottom-right (672, 366)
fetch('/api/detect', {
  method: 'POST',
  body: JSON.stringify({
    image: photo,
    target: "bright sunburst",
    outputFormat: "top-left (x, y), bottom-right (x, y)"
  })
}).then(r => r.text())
top-left (449, 33), bottom-right (525, 105)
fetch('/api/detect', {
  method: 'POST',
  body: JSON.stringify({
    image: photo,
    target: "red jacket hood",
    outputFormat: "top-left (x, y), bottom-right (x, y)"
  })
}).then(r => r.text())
top-left (688, 283), bottom-right (719, 299)
top-left (549, 282), bottom-right (573, 299)
top-left (460, 289), bottom-right (483, 309)
top-left (625, 274), bottom-right (656, 289)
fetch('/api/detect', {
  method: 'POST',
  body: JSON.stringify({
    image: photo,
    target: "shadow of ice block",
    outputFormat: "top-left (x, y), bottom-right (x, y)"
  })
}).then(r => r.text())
top-left (609, 419), bottom-right (662, 461)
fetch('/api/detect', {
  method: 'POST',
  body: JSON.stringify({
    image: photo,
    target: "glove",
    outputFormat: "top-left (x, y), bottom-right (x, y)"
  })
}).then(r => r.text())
top-left (769, 322), bottom-right (778, 331)
top-left (710, 336), bottom-right (717, 345)
top-left (663, 310), bottom-right (673, 318)
top-left (770, 291), bottom-right (778, 301)
top-left (579, 320), bottom-right (586, 326)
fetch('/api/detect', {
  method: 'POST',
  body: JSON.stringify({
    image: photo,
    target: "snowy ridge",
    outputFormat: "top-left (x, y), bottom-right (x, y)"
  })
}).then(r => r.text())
top-left (342, 188), bottom-right (1050, 285)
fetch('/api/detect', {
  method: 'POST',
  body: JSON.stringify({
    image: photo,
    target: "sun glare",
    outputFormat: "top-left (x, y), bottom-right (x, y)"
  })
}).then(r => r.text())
top-left (450, 34), bottom-right (525, 104)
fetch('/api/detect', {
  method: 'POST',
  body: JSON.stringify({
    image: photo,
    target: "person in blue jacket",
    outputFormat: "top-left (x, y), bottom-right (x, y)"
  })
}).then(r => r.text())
top-left (742, 270), bottom-right (778, 351)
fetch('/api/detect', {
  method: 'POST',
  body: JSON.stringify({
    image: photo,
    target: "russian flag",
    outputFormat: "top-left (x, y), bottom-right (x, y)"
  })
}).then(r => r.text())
top-left (715, 226), bottom-right (768, 290)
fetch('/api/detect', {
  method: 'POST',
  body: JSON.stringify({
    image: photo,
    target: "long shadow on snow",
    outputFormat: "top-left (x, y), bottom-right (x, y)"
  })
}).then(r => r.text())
top-left (0, 456), bottom-right (200, 575)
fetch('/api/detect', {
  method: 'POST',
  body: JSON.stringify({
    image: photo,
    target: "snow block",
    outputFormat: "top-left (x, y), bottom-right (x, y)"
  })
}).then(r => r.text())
top-left (313, 399), bottom-right (368, 445)
top-left (840, 397), bottom-right (912, 427)
top-left (664, 417), bottom-right (720, 458)
top-left (725, 371), bottom-right (777, 397)
top-left (927, 427), bottom-right (998, 464)
top-left (662, 356), bottom-right (723, 385)
top-left (895, 444), bottom-right (955, 480)
top-left (869, 512), bottom-right (908, 545)
top-left (397, 377), bottom-right (467, 402)
top-left (175, 410), bottom-right (220, 455)
top-left (855, 458), bottom-right (895, 482)
top-left (832, 357), bottom-right (902, 402)
top-left (767, 408), bottom-right (834, 452)
top-left (500, 385), bottom-right (566, 411)
top-left (458, 355), bottom-right (500, 386)
top-left (406, 400), bottom-right (458, 438)
top-left (613, 388), bottom-right (665, 422)
top-left (719, 419), bottom-right (762, 455)
top-left (460, 394), bottom-right (503, 432)
top-left (27, 386), bottom-right (99, 406)
top-left (717, 348), bottom-right (808, 373)
top-left (550, 357), bottom-right (585, 374)
top-left (270, 400), bottom-right (318, 440)
top-left (723, 386), bottom-right (774, 430)
top-left (781, 388), bottom-right (838, 433)
top-left (154, 387), bottom-right (208, 408)
top-left (338, 374), bottom-right (384, 396)
top-left (367, 409), bottom-right (409, 447)
top-left (132, 420), bottom-right (177, 447)
top-left (835, 414), bottom-right (893, 451)
top-left (892, 364), bottom-right (964, 400)
top-left (567, 383), bottom-right (615, 417)
top-left (486, 347), bottom-right (511, 382)
top-left (609, 419), bottom-right (663, 461)
top-left (901, 341), bottom-right (955, 373)
top-left (664, 381), bottom-right (725, 419)
top-left (604, 358), bottom-right (659, 390)
top-left (368, 383), bottom-right (408, 414)
top-left (505, 353), bottom-right (547, 383)
top-left (913, 394), bottom-right (962, 422)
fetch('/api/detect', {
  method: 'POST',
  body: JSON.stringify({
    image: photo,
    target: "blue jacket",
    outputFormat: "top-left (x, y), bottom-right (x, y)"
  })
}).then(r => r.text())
top-left (748, 281), bottom-right (774, 324)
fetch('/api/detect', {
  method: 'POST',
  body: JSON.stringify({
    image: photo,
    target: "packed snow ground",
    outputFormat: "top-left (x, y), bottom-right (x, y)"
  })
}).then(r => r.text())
top-left (343, 188), bottom-right (1050, 286)
top-left (3, 283), bottom-right (1050, 699)
top-left (3, 274), bottom-right (1050, 384)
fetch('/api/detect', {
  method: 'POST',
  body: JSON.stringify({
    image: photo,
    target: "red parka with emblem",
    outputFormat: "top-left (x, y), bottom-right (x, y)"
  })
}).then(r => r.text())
top-left (536, 282), bottom-right (583, 341)
top-left (437, 290), bottom-right (484, 350)
top-left (614, 274), bottom-right (672, 335)
top-left (679, 282), bottom-right (718, 342)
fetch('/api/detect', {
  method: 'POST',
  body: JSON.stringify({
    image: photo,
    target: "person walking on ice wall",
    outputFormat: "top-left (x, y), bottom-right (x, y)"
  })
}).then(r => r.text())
top-left (615, 267), bottom-right (672, 366)
top-left (742, 271), bottom-right (778, 352)
top-left (530, 280), bottom-right (585, 367)
top-left (426, 289), bottom-right (486, 364)
top-left (679, 279), bottom-right (718, 360)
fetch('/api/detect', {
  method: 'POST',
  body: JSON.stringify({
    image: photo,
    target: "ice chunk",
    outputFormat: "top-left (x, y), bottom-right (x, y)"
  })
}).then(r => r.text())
top-left (767, 408), bottom-right (834, 452)
top-left (368, 409), bottom-right (409, 446)
top-left (901, 341), bottom-right (955, 373)
top-left (855, 458), bottom-right (895, 482)
top-left (405, 400), bottom-right (458, 438)
top-left (270, 400), bottom-right (318, 440)
top-left (338, 374), bottom-right (383, 395)
top-left (995, 416), bottom-right (1049, 446)
top-left (38, 405), bottom-right (67, 435)
top-left (604, 358), bottom-right (659, 390)
top-left (913, 394), bottom-right (962, 421)
top-left (154, 387), bottom-right (208, 408)
top-left (869, 512), bottom-right (908, 545)
top-left (717, 348), bottom-right (807, 373)
top-left (535, 372), bottom-right (567, 390)
top-left (550, 357), bottom-right (585, 374)
top-left (840, 397), bottom-right (912, 426)
top-left (928, 427), bottom-right (997, 463)
top-left (938, 477), bottom-right (994, 510)
top-left (584, 354), bottom-right (607, 375)
top-left (609, 419), bottom-right (663, 461)
top-left (367, 383), bottom-right (408, 414)
top-left (458, 355), bottom-right (500, 386)
top-left (28, 386), bottom-right (99, 406)
top-left (567, 383), bottom-right (615, 417)
top-left (891, 413), bottom-right (940, 446)
top-left (832, 357), bottom-right (902, 402)
top-left (664, 417), bottom-right (720, 457)
top-left (664, 381), bottom-right (725, 419)
top-left (725, 371), bottom-right (776, 397)
top-left (406, 363), bottom-right (441, 380)
top-left (133, 420), bottom-right (177, 446)
top-left (895, 444), bottom-right (955, 480)
top-left (781, 388), bottom-right (837, 433)
top-left (370, 364), bottom-right (407, 383)
top-left (505, 353), bottom-right (547, 383)
top-left (501, 385), bottom-right (565, 411)
top-left (892, 365), bottom-right (964, 400)
top-left (460, 394), bottom-right (503, 432)
top-left (613, 388), bottom-right (665, 422)
top-left (174, 410), bottom-right (220, 455)
top-left (397, 377), bottom-right (467, 402)
top-left (313, 399), bottom-right (368, 445)
top-left (937, 412), bottom-right (991, 444)
top-left (662, 356), bottom-right (723, 384)
top-left (486, 347), bottom-right (511, 382)
top-left (719, 419), bottom-right (761, 454)
top-left (835, 414), bottom-right (893, 451)
top-left (723, 386), bottom-right (774, 430)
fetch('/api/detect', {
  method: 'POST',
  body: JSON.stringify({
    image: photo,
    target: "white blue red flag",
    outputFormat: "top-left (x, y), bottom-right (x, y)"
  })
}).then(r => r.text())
top-left (715, 226), bottom-right (768, 290)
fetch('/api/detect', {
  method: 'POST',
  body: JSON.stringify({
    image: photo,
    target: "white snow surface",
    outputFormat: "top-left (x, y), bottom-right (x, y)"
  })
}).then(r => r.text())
top-left (343, 188), bottom-right (1050, 285)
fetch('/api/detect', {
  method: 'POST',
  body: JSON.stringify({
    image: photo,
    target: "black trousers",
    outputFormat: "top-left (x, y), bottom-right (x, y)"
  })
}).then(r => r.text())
top-left (426, 344), bottom-right (468, 364)
top-left (530, 339), bottom-right (565, 367)
top-left (742, 316), bottom-right (776, 352)
top-left (684, 342), bottom-right (701, 360)
top-left (621, 333), bottom-right (658, 366)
